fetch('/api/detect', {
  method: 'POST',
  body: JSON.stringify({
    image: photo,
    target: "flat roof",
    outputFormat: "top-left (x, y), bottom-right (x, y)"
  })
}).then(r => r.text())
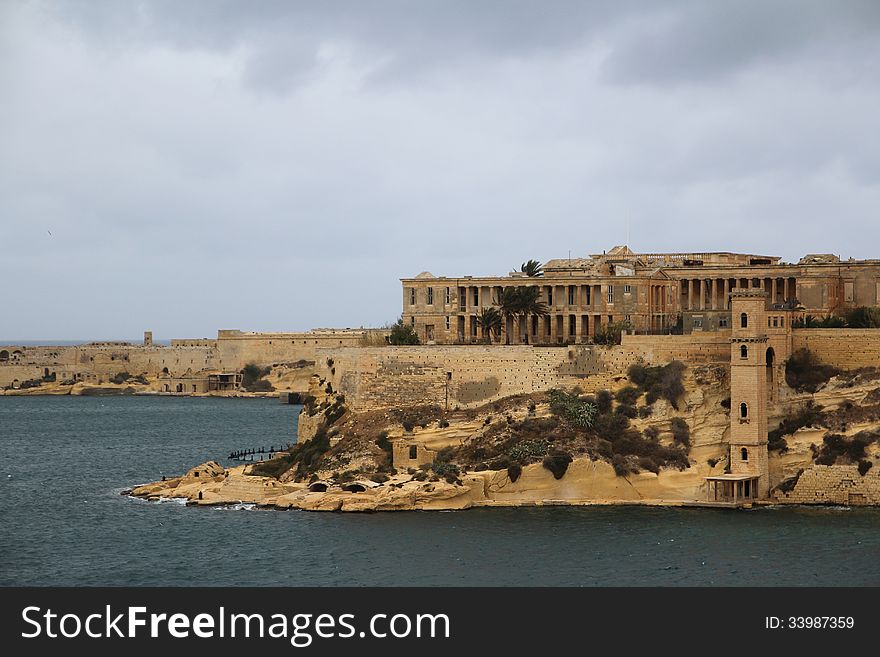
top-left (705, 474), bottom-right (760, 481)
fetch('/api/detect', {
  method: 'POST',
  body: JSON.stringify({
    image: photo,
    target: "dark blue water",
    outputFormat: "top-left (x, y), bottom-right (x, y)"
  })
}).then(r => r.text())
top-left (1, 396), bottom-right (878, 586)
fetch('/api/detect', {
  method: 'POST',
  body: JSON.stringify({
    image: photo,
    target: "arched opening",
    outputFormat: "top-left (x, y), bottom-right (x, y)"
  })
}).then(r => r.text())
top-left (740, 402), bottom-right (749, 419)
top-left (0, 350), bottom-right (8, 362)
top-left (740, 313), bottom-right (748, 329)
top-left (740, 345), bottom-right (748, 359)
top-left (308, 482), bottom-right (329, 493)
top-left (176, 383), bottom-right (183, 393)
top-left (162, 367), bottom-right (169, 374)
top-left (741, 447), bottom-right (749, 461)
top-left (341, 482), bottom-right (366, 493)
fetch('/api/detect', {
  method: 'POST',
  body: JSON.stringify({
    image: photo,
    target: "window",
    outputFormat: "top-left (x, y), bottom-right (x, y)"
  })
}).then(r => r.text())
top-left (768, 317), bottom-right (772, 327)
top-left (445, 287), bottom-right (451, 305)
top-left (741, 448), bottom-right (749, 461)
top-left (473, 288), bottom-right (479, 306)
top-left (607, 287), bottom-right (614, 304)
top-left (547, 288), bottom-right (553, 305)
top-left (445, 316), bottom-right (450, 330)
top-left (568, 286), bottom-right (575, 305)
top-left (624, 284), bottom-right (631, 294)
top-left (410, 288), bottom-right (416, 305)
top-left (624, 314), bottom-right (631, 322)
top-left (409, 445), bottom-right (418, 459)
top-left (693, 318), bottom-right (703, 328)
top-left (780, 317), bottom-right (784, 327)
top-left (740, 402), bottom-right (748, 419)
top-left (773, 317), bottom-right (778, 327)
top-left (719, 317), bottom-right (729, 328)
top-left (427, 287), bottom-right (434, 305)
top-left (569, 315), bottom-right (576, 336)
top-left (740, 345), bottom-right (748, 359)
top-left (410, 316), bottom-right (415, 326)
top-left (740, 313), bottom-right (748, 328)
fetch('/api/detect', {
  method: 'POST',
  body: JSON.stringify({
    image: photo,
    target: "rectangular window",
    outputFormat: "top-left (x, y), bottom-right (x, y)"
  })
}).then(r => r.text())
top-left (409, 445), bottom-right (418, 459)
top-left (719, 317), bottom-right (729, 328)
top-left (547, 287), bottom-right (553, 305)
top-left (780, 317), bottom-right (784, 327)
top-left (445, 287), bottom-right (451, 305)
top-left (607, 287), bottom-right (614, 304)
top-left (410, 316), bottom-right (415, 326)
top-left (569, 315), bottom-right (576, 335)
top-left (473, 288), bottom-right (479, 306)
top-left (768, 317), bottom-right (772, 327)
top-left (568, 286), bottom-right (575, 305)
top-left (773, 317), bottom-right (778, 327)
top-left (410, 288), bottom-right (416, 305)
top-left (445, 316), bottom-right (450, 330)
top-left (427, 287), bottom-right (434, 305)
top-left (624, 284), bottom-right (631, 294)
top-left (624, 314), bottom-right (631, 322)
top-left (693, 318), bottom-right (703, 328)
top-left (585, 286), bottom-right (591, 305)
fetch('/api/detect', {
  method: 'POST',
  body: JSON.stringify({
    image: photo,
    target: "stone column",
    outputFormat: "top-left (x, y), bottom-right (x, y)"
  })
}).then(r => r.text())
top-left (698, 279), bottom-right (705, 310)
top-left (710, 279), bottom-right (717, 310)
top-left (771, 278), bottom-right (778, 305)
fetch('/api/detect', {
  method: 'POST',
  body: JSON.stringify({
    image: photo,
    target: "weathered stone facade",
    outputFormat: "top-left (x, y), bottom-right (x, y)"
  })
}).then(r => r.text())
top-left (402, 245), bottom-right (880, 344)
top-left (774, 465), bottom-right (880, 505)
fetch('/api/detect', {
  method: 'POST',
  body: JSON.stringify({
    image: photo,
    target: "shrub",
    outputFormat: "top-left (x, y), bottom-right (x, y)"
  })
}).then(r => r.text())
top-left (594, 390), bottom-right (613, 414)
top-left (435, 446), bottom-right (455, 462)
top-left (412, 471), bottom-right (428, 481)
top-left (388, 317), bottom-right (420, 345)
top-left (643, 426), bottom-right (660, 441)
top-left (507, 463), bottom-right (522, 482)
top-left (670, 418), bottom-right (691, 448)
top-left (615, 386), bottom-right (641, 405)
top-left (402, 420), bottom-right (415, 432)
top-left (594, 320), bottom-right (630, 346)
top-left (528, 402), bottom-right (537, 414)
top-left (509, 439), bottom-right (549, 462)
top-left (707, 458), bottom-right (719, 468)
top-left (548, 389), bottom-right (598, 428)
top-left (858, 459), bottom-right (873, 476)
top-left (638, 405), bottom-right (653, 418)
top-left (489, 456), bottom-right (511, 470)
top-left (720, 397), bottom-right (731, 409)
top-left (615, 404), bottom-right (638, 419)
top-left (627, 361), bottom-right (686, 409)
top-left (785, 349), bottom-right (839, 393)
top-left (439, 419), bottom-right (450, 428)
top-left (324, 399), bottom-right (347, 426)
top-left (612, 454), bottom-right (631, 476)
top-left (768, 402), bottom-right (824, 451)
top-left (593, 413), bottom-right (630, 441)
top-left (637, 456), bottom-right (660, 474)
top-left (814, 432), bottom-right (876, 465)
top-left (474, 463), bottom-right (488, 472)
top-left (542, 449), bottom-right (573, 479)
top-left (845, 306), bottom-right (880, 328)
top-left (774, 470), bottom-right (803, 494)
top-left (431, 461), bottom-right (460, 481)
top-left (370, 473), bottom-right (389, 484)
top-left (110, 372), bottom-right (131, 385)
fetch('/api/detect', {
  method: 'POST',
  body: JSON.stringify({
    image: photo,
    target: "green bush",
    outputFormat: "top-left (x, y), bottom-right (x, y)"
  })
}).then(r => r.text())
top-left (542, 449), bottom-right (572, 479)
top-left (241, 363), bottom-right (273, 391)
top-left (627, 361), bottom-right (686, 409)
top-left (858, 459), bottom-right (873, 476)
top-left (548, 389), bottom-right (597, 428)
top-left (110, 372), bottom-right (131, 384)
top-left (785, 349), bottom-right (839, 393)
top-left (593, 413), bottom-right (630, 441)
top-left (594, 390), bottom-right (613, 414)
top-left (615, 404), bottom-right (638, 419)
top-left (638, 405), bottom-right (653, 418)
top-left (439, 419), bottom-right (450, 428)
top-left (768, 402), bottom-right (823, 452)
top-left (509, 439), bottom-right (549, 462)
top-left (388, 317), bottom-right (420, 345)
top-left (637, 456), bottom-right (660, 474)
top-left (814, 432), bottom-right (876, 465)
top-left (375, 431), bottom-right (392, 454)
top-left (846, 306), bottom-right (880, 328)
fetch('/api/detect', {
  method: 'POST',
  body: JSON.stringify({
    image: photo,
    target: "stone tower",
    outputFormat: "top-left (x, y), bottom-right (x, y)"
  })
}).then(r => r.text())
top-left (728, 290), bottom-right (773, 498)
top-left (144, 331), bottom-right (153, 347)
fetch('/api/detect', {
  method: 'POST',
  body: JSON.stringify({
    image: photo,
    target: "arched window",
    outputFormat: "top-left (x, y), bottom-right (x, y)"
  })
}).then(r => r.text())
top-left (740, 313), bottom-right (748, 328)
top-left (740, 345), bottom-right (748, 359)
top-left (740, 402), bottom-right (748, 418)
top-left (741, 448), bottom-right (748, 461)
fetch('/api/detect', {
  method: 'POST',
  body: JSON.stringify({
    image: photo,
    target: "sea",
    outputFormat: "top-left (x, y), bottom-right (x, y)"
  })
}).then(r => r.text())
top-left (1, 395), bottom-right (878, 586)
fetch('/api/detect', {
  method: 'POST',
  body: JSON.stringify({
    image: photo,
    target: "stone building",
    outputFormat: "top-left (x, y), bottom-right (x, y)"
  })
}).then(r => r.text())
top-left (401, 245), bottom-right (880, 345)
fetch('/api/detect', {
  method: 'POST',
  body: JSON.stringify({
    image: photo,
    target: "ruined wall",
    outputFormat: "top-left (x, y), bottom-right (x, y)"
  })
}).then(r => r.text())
top-left (792, 329), bottom-right (880, 370)
top-left (773, 464), bottom-right (880, 505)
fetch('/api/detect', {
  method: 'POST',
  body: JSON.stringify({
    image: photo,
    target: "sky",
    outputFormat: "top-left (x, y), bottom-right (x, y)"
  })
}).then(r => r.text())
top-left (1, 1), bottom-right (879, 341)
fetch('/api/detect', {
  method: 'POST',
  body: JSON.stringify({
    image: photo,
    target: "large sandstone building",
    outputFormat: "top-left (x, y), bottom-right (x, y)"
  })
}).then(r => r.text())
top-left (401, 246), bottom-right (880, 344)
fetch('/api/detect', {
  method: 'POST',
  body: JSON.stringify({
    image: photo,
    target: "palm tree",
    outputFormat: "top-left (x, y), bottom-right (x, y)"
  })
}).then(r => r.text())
top-left (519, 259), bottom-right (544, 277)
top-left (475, 307), bottom-right (502, 343)
top-left (517, 286), bottom-right (549, 343)
top-left (494, 287), bottom-right (521, 344)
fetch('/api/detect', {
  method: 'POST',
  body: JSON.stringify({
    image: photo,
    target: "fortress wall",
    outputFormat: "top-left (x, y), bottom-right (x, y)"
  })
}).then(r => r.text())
top-left (620, 333), bottom-right (730, 364)
top-left (317, 345), bottom-right (653, 411)
top-left (792, 329), bottom-right (880, 370)
top-left (214, 330), bottom-right (381, 371)
top-left (773, 464), bottom-right (880, 505)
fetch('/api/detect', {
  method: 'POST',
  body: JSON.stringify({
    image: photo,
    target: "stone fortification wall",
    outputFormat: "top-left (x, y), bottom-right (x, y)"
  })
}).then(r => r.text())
top-left (316, 345), bottom-right (645, 411)
top-left (773, 464), bottom-right (880, 505)
top-left (792, 329), bottom-right (880, 370)
top-left (619, 333), bottom-right (730, 364)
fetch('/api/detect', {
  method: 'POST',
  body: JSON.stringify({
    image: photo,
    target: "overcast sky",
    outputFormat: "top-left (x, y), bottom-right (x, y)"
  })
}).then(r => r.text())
top-left (2, 1), bottom-right (879, 341)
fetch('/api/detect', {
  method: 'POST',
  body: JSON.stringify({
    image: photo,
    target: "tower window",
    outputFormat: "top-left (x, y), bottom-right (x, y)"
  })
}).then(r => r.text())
top-left (740, 402), bottom-right (748, 419)
top-left (427, 287), bottom-right (434, 305)
top-left (607, 287), bottom-right (614, 304)
top-left (740, 345), bottom-right (748, 359)
top-left (410, 288), bottom-right (416, 305)
top-left (741, 448), bottom-right (748, 461)
top-left (445, 287), bottom-right (451, 305)
top-left (740, 313), bottom-right (748, 328)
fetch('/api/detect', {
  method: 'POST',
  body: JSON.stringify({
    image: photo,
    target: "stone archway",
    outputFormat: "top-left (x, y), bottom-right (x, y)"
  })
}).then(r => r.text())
top-left (0, 350), bottom-right (8, 362)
